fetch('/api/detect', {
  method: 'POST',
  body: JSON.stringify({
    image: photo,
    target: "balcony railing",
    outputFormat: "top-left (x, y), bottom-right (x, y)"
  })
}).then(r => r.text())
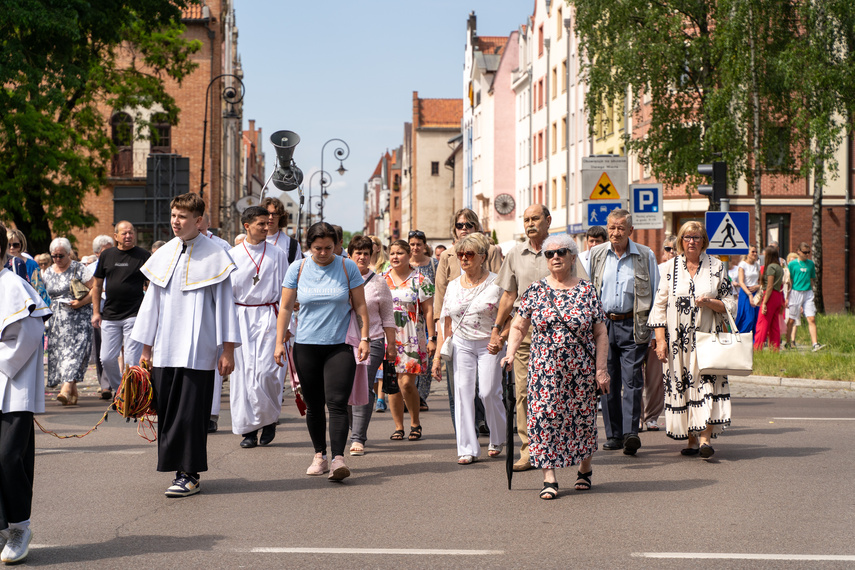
top-left (111, 147), bottom-right (164, 178)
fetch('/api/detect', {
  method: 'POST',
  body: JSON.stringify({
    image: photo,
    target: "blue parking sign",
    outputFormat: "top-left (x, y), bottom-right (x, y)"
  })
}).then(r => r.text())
top-left (586, 202), bottom-right (623, 226)
top-left (633, 186), bottom-right (659, 213)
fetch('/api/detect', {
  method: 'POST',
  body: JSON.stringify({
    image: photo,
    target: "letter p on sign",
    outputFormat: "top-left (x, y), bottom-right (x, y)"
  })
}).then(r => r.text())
top-left (637, 190), bottom-right (656, 212)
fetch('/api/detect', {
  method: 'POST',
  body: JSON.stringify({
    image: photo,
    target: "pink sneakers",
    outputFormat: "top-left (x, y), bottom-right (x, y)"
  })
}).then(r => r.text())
top-left (306, 454), bottom-right (329, 476)
top-left (328, 456), bottom-right (351, 481)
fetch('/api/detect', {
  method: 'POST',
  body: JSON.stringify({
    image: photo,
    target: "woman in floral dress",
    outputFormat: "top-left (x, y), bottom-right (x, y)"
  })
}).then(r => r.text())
top-left (409, 229), bottom-right (439, 410)
top-left (42, 237), bottom-right (95, 405)
top-left (383, 240), bottom-right (436, 441)
top-left (503, 234), bottom-right (609, 500)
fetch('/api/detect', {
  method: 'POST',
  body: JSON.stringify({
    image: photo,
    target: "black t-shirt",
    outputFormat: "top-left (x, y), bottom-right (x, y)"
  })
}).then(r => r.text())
top-left (93, 246), bottom-right (150, 320)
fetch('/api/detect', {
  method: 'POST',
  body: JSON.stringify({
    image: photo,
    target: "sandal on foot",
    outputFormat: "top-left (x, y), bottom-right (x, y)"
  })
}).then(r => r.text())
top-left (389, 429), bottom-right (405, 441)
top-left (574, 470), bottom-right (592, 491)
top-left (699, 443), bottom-right (715, 458)
top-left (349, 442), bottom-right (364, 456)
top-left (488, 444), bottom-right (504, 458)
top-left (458, 455), bottom-right (475, 465)
top-left (540, 481), bottom-right (559, 500)
top-left (408, 425), bottom-right (422, 441)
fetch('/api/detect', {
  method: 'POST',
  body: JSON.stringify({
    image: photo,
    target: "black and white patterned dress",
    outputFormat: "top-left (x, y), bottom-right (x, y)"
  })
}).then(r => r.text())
top-left (43, 261), bottom-right (93, 386)
top-left (648, 254), bottom-right (736, 440)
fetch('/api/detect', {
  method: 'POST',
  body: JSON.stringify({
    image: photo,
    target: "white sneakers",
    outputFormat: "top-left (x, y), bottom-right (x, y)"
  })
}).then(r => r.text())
top-left (1, 526), bottom-right (32, 564)
top-left (165, 473), bottom-right (200, 498)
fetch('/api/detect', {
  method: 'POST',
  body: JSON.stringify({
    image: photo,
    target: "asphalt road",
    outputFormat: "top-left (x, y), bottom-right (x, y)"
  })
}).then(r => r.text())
top-left (26, 378), bottom-right (855, 569)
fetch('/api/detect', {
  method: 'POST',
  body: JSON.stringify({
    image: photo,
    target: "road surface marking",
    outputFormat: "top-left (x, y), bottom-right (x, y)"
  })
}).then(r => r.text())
top-left (633, 553), bottom-right (855, 561)
top-left (36, 449), bottom-right (145, 455)
top-left (250, 547), bottom-right (503, 555)
top-left (773, 417), bottom-right (855, 421)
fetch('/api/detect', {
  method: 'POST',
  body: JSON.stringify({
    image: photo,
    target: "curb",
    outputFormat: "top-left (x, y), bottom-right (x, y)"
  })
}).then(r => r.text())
top-left (733, 375), bottom-right (855, 391)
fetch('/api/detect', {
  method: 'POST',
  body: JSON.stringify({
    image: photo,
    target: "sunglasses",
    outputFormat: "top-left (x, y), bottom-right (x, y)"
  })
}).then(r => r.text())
top-left (8, 242), bottom-right (21, 248)
top-left (544, 248), bottom-right (571, 259)
top-left (455, 222), bottom-right (475, 230)
top-left (663, 246), bottom-right (673, 252)
top-left (456, 250), bottom-right (479, 260)
top-left (800, 250), bottom-right (810, 254)
top-left (409, 230), bottom-right (426, 240)
top-left (51, 254), bottom-right (66, 260)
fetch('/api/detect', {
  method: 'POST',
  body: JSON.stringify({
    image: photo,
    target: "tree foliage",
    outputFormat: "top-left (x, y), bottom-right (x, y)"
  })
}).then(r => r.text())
top-left (0, 0), bottom-right (201, 253)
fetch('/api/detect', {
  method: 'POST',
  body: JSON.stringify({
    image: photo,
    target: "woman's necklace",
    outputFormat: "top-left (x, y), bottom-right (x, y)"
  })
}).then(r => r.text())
top-left (463, 269), bottom-right (486, 288)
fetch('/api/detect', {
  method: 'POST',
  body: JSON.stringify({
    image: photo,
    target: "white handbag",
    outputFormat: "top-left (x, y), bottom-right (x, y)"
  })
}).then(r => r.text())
top-left (696, 303), bottom-right (753, 376)
top-left (439, 335), bottom-right (454, 362)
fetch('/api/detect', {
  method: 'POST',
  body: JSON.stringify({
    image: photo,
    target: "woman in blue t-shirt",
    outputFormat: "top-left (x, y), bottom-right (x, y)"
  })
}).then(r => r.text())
top-left (274, 223), bottom-right (369, 482)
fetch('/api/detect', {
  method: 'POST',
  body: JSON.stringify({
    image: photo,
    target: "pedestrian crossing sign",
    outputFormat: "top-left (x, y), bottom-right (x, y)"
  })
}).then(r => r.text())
top-left (705, 211), bottom-right (749, 255)
top-left (589, 172), bottom-right (621, 200)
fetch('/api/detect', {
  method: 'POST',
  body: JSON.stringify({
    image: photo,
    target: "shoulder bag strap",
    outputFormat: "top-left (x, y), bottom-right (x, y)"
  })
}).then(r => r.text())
top-left (544, 284), bottom-right (595, 362)
top-left (288, 235), bottom-right (298, 263)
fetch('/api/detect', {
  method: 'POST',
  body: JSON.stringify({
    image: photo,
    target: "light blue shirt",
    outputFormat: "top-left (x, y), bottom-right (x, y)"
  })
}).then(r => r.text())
top-left (599, 240), bottom-right (659, 314)
top-left (283, 255), bottom-right (363, 345)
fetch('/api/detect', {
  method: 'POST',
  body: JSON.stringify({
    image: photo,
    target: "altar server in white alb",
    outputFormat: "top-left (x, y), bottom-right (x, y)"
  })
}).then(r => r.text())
top-left (262, 196), bottom-right (303, 266)
top-left (229, 206), bottom-right (290, 449)
top-left (0, 224), bottom-right (52, 564)
top-left (132, 193), bottom-right (240, 498)
top-left (199, 212), bottom-right (233, 433)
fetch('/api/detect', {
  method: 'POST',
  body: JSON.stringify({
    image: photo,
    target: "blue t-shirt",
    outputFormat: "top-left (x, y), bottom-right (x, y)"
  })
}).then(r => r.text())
top-left (283, 255), bottom-right (363, 345)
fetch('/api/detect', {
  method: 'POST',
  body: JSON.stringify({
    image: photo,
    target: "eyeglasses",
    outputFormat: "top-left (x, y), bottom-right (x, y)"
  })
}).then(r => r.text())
top-left (663, 246), bottom-right (673, 252)
top-left (8, 242), bottom-right (21, 248)
top-left (51, 254), bottom-right (66, 260)
top-left (544, 248), bottom-right (571, 259)
top-left (408, 230), bottom-right (426, 240)
top-left (799, 249), bottom-right (811, 255)
top-left (267, 211), bottom-right (280, 217)
top-left (455, 222), bottom-right (476, 230)
top-left (682, 235), bottom-right (703, 242)
top-left (456, 250), bottom-right (479, 260)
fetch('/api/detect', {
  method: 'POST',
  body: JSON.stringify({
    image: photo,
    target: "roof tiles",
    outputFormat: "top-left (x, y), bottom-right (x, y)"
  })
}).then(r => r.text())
top-left (419, 98), bottom-right (463, 129)
top-left (476, 36), bottom-right (507, 56)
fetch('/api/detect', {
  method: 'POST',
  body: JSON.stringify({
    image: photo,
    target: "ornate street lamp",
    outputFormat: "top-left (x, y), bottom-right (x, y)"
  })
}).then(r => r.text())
top-left (306, 169), bottom-right (331, 225)
top-left (318, 138), bottom-right (350, 223)
top-left (200, 74), bottom-right (245, 198)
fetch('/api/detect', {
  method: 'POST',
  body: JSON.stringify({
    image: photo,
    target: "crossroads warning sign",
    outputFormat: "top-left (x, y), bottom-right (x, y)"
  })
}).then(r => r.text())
top-left (589, 172), bottom-right (621, 200)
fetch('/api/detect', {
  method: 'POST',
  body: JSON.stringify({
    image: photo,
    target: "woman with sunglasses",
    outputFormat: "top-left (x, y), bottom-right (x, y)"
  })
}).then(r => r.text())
top-left (735, 245), bottom-right (761, 334)
top-left (41, 237), bottom-right (96, 405)
top-left (502, 234), bottom-right (609, 499)
top-left (409, 229), bottom-right (437, 411)
top-left (433, 233), bottom-right (507, 464)
top-left (649, 221), bottom-right (735, 458)
top-left (434, 209), bottom-right (502, 431)
top-left (5, 229), bottom-right (49, 306)
top-left (383, 239), bottom-right (436, 441)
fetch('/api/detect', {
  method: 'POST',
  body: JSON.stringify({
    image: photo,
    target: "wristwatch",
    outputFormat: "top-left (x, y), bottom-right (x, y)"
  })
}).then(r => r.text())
top-left (430, 335), bottom-right (437, 341)
top-left (360, 337), bottom-right (370, 342)
top-left (491, 323), bottom-right (501, 330)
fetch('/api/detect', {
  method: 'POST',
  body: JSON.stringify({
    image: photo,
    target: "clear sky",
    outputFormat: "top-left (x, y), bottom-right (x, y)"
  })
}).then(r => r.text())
top-left (234, 0), bottom-right (532, 233)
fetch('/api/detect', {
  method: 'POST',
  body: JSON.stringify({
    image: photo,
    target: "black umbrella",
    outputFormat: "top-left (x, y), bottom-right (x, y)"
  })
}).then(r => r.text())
top-left (504, 363), bottom-right (516, 490)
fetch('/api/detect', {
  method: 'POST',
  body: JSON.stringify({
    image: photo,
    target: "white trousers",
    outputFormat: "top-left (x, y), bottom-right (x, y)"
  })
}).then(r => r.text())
top-left (452, 337), bottom-right (506, 457)
top-left (100, 317), bottom-right (142, 391)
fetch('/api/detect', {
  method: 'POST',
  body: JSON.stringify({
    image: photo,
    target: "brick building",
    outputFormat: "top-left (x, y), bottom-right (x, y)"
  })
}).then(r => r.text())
top-left (72, 0), bottom-right (244, 253)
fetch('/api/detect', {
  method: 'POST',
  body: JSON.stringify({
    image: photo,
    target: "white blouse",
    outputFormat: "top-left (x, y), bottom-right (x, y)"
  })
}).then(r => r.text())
top-left (738, 260), bottom-right (760, 288)
top-left (440, 272), bottom-right (503, 341)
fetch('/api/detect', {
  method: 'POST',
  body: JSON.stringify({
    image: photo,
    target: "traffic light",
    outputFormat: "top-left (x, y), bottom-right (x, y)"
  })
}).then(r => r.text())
top-left (698, 161), bottom-right (726, 210)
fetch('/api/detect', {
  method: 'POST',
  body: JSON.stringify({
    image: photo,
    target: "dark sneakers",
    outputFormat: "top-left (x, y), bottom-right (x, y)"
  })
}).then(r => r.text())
top-left (623, 434), bottom-right (642, 455)
top-left (602, 437), bottom-right (624, 450)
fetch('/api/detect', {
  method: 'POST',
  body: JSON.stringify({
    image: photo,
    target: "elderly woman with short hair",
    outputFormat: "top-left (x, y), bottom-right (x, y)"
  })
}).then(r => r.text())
top-left (42, 237), bottom-right (96, 405)
top-left (432, 233), bottom-right (507, 464)
top-left (649, 221), bottom-right (735, 458)
top-left (5, 229), bottom-right (48, 305)
top-left (502, 234), bottom-right (609, 499)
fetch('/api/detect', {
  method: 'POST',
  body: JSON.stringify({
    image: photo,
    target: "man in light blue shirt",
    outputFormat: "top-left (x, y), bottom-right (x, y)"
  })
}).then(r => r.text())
top-left (588, 209), bottom-right (658, 456)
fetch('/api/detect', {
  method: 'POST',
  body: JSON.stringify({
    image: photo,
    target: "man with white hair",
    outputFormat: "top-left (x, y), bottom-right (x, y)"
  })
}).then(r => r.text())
top-left (91, 221), bottom-right (150, 399)
top-left (588, 209), bottom-right (658, 456)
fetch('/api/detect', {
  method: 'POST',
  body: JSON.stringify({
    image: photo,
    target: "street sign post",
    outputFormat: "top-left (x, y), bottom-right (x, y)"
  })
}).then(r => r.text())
top-left (582, 156), bottom-right (627, 230)
top-left (705, 211), bottom-right (750, 255)
top-left (630, 183), bottom-right (663, 230)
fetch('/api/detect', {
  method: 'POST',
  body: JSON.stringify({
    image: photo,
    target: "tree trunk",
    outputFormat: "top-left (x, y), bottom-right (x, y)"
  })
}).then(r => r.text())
top-left (812, 158), bottom-right (824, 313)
top-left (749, 4), bottom-right (763, 248)
top-left (15, 188), bottom-right (53, 256)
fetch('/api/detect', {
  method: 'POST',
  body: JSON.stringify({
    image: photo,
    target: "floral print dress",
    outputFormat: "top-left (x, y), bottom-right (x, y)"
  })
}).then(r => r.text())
top-left (413, 258), bottom-right (439, 400)
top-left (648, 254), bottom-right (736, 440)
top-left (384, 269), bottom-right (434, 375)
top-left (43, 261), bottom-right (93, 386)
top-left (518, 279), bottom-right (605, 469)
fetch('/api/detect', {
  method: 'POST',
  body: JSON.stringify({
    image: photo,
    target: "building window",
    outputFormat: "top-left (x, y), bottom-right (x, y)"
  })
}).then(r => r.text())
top-left (538, 79), bottom-right (544, 109)
top-left (766, 213), bottom-right (791, 255)
top-left (394, 196), bottom-right (399, 208)
top-left (551, 178), bottom-right (557, 207)
top-left (557, 7), bottom-right (563, 40)
top-left (537, 132), bottom-right (544, 162)
top-left (150, 113), bottom-right (171, 153)
top-left (538, 24), bottom-right (544, 57)
top-left (552, 122), bottom-right (558, 154)
top-left (110, 112), bottom-right (134, 177)
top-left (561, 116), bottom-right (567, 149)
top-left (552, 67), bottom-right (557, 99)
top-left (431, 161), bottom-right (440, 176)
top-left (561, 175), bottom-right (567, 207)
top-left (561, 60), bottom-right (567, 93)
